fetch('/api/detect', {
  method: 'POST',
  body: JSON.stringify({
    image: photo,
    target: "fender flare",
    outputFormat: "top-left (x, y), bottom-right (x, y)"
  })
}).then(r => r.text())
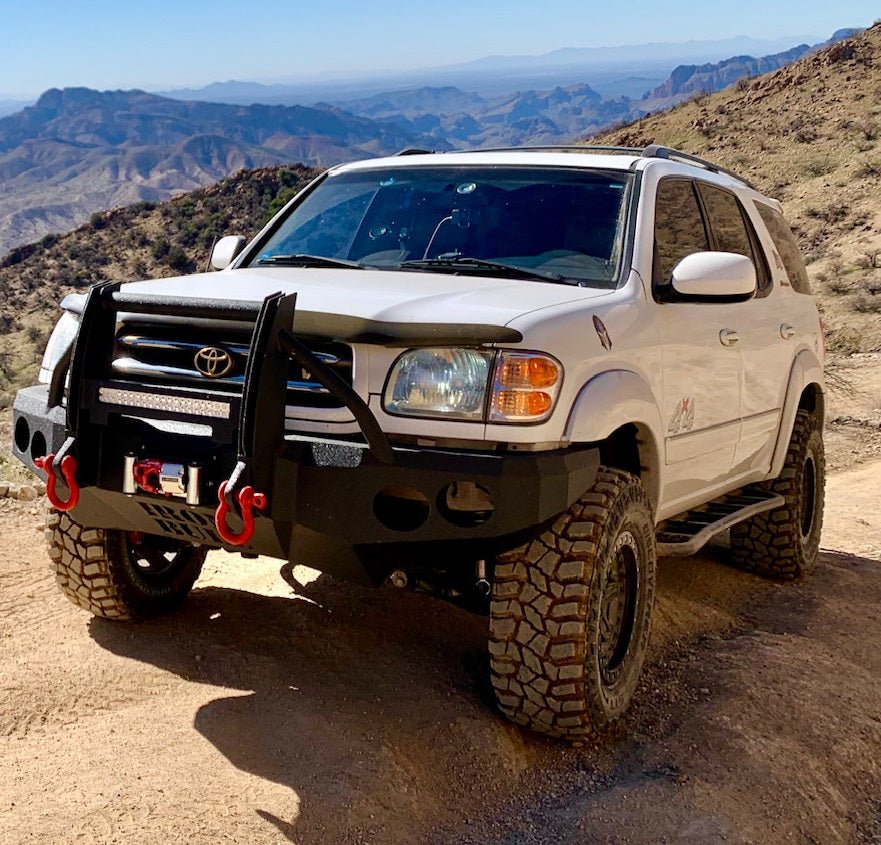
top-left (563, 369), bottom-right (664, 509)
top-left (770, 349), bottom-right (825, 477)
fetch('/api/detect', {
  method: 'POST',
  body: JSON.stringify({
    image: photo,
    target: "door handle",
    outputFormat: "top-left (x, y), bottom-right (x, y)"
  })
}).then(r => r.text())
top-left (780, 323), bottom-right (796, 340)
top-left (719, 329), bottom-right (740, 347)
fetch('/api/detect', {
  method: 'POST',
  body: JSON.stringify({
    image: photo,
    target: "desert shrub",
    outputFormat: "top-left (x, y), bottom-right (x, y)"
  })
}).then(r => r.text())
top-left (803, 159), bottom-right (835, 178)
top-left (164, 246), bottom-right (194, 273)
top-left (852, 292), bottom-right (881, 313)
top-left (828, 329), bottom-right (863, 354)
top-left (151, 239), bottom-right (170, 260)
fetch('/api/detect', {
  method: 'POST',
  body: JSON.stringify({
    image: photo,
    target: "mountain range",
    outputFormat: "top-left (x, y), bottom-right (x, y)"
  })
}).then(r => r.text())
top-left (161, 34), bottom-right (827, 104)
top-left (0, 88), bottom-right (436, 255)
top-left (0, 28), bottom-right (860, 257)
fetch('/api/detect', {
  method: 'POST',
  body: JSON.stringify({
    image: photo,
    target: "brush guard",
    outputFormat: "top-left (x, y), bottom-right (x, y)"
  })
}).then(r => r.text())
top-left (35, 283), bottom-right (394, 546)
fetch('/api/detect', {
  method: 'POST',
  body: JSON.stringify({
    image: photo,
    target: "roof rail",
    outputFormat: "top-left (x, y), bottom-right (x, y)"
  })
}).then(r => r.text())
top-left (390, 144), bottom-right (755, 187)
top-left (640, 144), bottom-right (756, 188)
top-left (447, 144), bottom-right (643, 155)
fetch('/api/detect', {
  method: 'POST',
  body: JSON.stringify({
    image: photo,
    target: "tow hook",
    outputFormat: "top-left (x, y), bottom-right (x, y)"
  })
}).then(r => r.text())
top-left (34, 453), bottom-right (80, 512)
top-left (214, 481), bottom-right (267, 547)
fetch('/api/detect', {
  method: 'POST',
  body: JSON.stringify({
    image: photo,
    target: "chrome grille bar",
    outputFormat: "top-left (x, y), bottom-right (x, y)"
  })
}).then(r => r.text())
top-left (112, 358), bottom-right (333, 393)
top-left (111, 327), bottom-right (353, 409)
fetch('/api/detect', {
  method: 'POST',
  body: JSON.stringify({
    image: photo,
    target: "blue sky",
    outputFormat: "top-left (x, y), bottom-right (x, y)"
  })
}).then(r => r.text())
top-left (0, 0), bottom-right (878, 97)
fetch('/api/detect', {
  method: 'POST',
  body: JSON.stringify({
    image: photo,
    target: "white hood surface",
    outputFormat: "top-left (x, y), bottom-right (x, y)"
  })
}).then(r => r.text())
top-left (118, 267), bottom-right (614, 331)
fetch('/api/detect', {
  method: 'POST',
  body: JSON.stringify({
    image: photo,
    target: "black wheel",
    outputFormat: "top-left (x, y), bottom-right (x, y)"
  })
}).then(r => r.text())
top-left (730, 410), bottom-right (825, 580)
top-left (46, 510), bottom-right (207, 620)
top-left (489, 467), bottom-right (657, 741)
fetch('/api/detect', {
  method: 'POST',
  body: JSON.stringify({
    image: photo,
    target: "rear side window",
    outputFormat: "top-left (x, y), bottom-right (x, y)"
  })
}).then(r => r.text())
top-left (754, 202), bottom-right (811, 294)
top-left (697, 183), bottom-right (771, 296)
top-left (653, 179), bottom-right (709, 285)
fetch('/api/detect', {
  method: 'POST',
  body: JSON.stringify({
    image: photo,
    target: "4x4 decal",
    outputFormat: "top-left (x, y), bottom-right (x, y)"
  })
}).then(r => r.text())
top-left (668, 397), bottom-right (696, 434)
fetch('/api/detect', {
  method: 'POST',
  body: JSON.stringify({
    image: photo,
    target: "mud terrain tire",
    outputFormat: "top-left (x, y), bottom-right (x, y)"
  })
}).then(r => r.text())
top-left (489, 467), bottom-right (657, 741)
top-left (730, 410), bottom-right (825, 580)
top-left (46, 510), bottom-right (207, 620)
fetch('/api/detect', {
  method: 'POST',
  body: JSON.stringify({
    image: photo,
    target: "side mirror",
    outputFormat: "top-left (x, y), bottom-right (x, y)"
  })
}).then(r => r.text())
top-left (210, 235), bottom-right (247, 271)
top-left (671, 251), bottom-right (756, 298)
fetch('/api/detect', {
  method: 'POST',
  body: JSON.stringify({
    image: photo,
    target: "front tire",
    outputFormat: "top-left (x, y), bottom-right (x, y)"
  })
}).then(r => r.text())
top-left (46, 510), bottom-right (207, 620)
top-left (730, 410), bottom-right (825, 580)
top-left (489, 468), bottom-right (657, 741)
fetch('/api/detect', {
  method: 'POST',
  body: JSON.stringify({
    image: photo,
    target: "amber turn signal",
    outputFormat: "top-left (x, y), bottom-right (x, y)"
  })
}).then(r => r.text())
top-left (494, 390), bottom-right (553, 418)
top-left (499, 356), bottom-right (560, 388)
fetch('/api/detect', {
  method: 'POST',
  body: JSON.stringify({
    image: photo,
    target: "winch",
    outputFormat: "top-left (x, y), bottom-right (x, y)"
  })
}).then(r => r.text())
top-left (123, 455), bottom-right (201, 505)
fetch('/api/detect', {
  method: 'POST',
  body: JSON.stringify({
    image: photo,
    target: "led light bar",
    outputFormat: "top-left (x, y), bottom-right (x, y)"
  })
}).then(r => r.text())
top-left (98, 387), bottom-right (231, 419)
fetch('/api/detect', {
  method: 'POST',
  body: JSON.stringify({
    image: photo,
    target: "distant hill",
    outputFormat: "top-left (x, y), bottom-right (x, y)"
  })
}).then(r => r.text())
top-left (643, 29), bottom-right (863, 104)
top-left (162, 35), bottom-right (826, 105)
top-left (0, 87), bottom-right (436, 255)
top-left (598, 24), bottom-right (881, 354)
top-left (0, 165), bottom-right (318, 405)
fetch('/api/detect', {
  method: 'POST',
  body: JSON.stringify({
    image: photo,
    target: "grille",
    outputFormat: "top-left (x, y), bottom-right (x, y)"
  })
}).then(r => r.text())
top-left (111, 322), bottom-right (352, 409)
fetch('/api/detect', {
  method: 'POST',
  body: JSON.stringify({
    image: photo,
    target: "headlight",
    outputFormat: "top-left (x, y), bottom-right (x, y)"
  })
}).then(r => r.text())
top-left (384, 348), bottom-right (562, 423)
top-left (385, 348), bottom-right (493, 420)
top-left (38, 310), bottom-right (80, 385)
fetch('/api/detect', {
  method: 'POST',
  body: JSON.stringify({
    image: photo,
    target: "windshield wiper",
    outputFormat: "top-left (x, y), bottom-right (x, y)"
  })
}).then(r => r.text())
top-left (256, 253), bottom-right (365, 269)
top-left (399, 256), bottom-right (579, 285)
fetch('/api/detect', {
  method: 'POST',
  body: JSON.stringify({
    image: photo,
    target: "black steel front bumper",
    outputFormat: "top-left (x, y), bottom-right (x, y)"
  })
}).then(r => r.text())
top-left (13, 286), bottom-right (599, 583)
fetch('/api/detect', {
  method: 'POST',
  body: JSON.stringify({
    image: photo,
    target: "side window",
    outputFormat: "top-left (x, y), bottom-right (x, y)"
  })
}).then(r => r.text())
top-left (697, 183), bottom-right (771, 296)
top-left (755, 202), bottom-right (811, 294)
top-left (652, 179), bottom-right (709, 287)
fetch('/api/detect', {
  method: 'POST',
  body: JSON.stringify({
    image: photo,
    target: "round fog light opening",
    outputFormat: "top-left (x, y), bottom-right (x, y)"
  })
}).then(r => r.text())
top-left (14, 417), bottom-right (30, 453)
top-left (30, 430), bottom-right (47, 461)
top-left (373, 486), bottom-right (430, 532)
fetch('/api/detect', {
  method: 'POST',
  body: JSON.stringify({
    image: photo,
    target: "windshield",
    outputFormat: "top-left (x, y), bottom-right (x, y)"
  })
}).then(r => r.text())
top-left (246, 165), bottom-right (632, 287)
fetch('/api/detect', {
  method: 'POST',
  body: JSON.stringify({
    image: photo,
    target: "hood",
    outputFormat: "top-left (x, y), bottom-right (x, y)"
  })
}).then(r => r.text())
top-left (108, 267), bottom-right (614, 334)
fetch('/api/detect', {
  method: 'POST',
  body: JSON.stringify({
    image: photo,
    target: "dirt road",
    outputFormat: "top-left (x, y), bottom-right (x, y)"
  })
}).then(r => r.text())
top-left (2, 360), bottom-right (880, 844)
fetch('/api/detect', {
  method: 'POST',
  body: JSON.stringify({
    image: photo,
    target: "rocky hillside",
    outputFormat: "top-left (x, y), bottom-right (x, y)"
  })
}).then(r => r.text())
top-left (598, 24), bottom-right (881, 353)
top-left (0, 164), bottom-right (318, 406)
top-left (0, 88), bottom-right (434, 255)
top-left (643, 44), bottom-right (815, 102)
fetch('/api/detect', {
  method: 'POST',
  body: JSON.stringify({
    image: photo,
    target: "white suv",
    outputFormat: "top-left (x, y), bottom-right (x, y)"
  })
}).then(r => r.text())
top-left (14, 145), bottom-right (825, 740)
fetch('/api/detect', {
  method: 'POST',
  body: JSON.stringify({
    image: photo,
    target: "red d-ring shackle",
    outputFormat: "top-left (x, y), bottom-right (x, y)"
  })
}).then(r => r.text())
top-left (214, 481), bottom-right (267, 546)
top-left (34, 453), bottom-right (80, 511)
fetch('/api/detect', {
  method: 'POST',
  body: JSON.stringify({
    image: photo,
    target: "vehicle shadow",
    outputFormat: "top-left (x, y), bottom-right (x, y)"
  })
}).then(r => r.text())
top-left (86, 542), bottom-right (820, 844)
top-left (88, 568), bottom-right (541, 844)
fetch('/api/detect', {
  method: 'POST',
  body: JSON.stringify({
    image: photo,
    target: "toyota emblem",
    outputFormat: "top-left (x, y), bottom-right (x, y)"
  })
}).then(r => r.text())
top-left (194, 346), bottom-right (234, 378)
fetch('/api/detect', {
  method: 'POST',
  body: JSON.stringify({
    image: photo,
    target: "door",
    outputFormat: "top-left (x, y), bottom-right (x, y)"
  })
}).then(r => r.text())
top-left (695, 183), bottom-right (789, 474)
top-left (651, 178), bottom-right (744, 514)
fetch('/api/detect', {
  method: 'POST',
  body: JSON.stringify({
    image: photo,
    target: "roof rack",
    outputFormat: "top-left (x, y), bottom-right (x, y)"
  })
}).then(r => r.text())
top-left (640, 144), bottom-right (755, 188)
top-left (395, 148), bottom-right (435, 156)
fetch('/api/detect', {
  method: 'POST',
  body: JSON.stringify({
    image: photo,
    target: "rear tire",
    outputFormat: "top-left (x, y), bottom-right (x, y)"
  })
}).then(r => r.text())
top-left (489, 468), bottom-right (657, 741)
top-left (46, 510), bottom-right (207, 620)
top-left (730, 410), bottom-right (825, 580)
